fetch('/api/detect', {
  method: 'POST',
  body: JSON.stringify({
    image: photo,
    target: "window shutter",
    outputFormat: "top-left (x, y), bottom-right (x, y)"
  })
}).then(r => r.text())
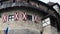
top-left (2, 14), bottom-right (7, 23)
top-left (14, 12), bottom-right (19, 21)
top-left (32, 15), bottom-right (34, 21)
top-left (34, 15), bottom-right (38, 23)
top-left (22, 12), bottom-right (27, 21)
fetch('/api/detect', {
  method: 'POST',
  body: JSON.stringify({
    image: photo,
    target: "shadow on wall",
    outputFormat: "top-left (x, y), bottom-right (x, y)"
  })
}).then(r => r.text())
top-left (8, 29), bottom-right (40, 34)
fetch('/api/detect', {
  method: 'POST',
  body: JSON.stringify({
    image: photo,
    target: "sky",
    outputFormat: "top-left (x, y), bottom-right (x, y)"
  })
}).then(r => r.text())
top-left (40, 0), bottom-right (60, 5)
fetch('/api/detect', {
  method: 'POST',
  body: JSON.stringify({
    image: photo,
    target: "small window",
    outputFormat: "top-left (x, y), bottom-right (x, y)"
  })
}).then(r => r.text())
top-left (42, 17), bottom-right (50, 27)
top-left (0, 15), bottom-right (1, 18)
top-left (8, 15), bottom-right (14, 21)
top-left (27, 15), bottom-right (32, 21)
top-left (13, 0), bottom-right (15, 2)
top-left (0, 14), bottom-right (1, 18)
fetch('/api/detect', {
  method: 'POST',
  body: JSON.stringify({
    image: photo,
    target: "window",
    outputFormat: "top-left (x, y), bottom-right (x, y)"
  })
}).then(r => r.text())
top-left (27, 15), bottom-right (32, 21)
top-left (42, 17), bottom-right (50, 27)
top-left (13, 0), bottom-right (15, 2)
top-left (41, 31), bottom-right (43, 34)
top-left (8, 15), bottom-right (14, 21)
top-left (0, 15), bottom-right (1, 18)
top-left (2, 14), bottom-right (7, 23)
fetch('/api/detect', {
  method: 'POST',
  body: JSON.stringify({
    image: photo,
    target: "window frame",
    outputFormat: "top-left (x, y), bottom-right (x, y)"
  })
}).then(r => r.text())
top-left (42, 17), bottom-right (51, 27)
top-left (8, 15), bottom-right (14, 21)
top-left (26, 14), bottom-right (32, 21)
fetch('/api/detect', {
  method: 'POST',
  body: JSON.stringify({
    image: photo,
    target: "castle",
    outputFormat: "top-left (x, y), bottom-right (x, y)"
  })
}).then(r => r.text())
top-left (0, 0), bottom-right (59, 34)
